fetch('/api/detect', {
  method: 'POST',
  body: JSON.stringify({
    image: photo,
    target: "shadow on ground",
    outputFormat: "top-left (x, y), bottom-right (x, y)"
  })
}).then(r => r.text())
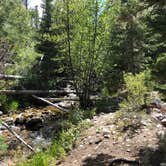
top-left (137, 147), bottom-right (166, 166)
top-left (137, 132), bottom-right (166, 166)
top-left (82, 153), bottom-right (113, 166)
top-left (82, 153), bottom-right (139, 166)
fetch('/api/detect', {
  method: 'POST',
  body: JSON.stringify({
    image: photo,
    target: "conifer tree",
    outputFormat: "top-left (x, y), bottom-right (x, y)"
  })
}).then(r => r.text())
top-left (36, 0), bottom-right (66, 89)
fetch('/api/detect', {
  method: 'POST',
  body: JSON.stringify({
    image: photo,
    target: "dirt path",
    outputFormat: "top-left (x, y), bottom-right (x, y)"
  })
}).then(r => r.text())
top-left (57, 112), bottom-right (166, 166)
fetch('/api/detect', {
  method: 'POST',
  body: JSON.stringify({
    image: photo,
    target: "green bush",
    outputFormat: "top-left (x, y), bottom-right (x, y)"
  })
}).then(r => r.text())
top-left (49, 142), bottom-right (65, 158)
top-left (18, 153), bottom-right (50, 166)
top-left (30, 153), bottom-right (50, 166)
top-left (114, 111), bottom-right (143, 137)
top-left (68, 108), bottom-right (96, 125)
top-left (83, 108), bottom-right (96, 119)
top-left (9, 100), bottom-right (19, 112)
top-left (0, 136), bottom-right (8, 154)
top-left (59, 128), bottom-right (80, 152)
top-left (68, 108), bottom-right (84, 125)
top-left (120, 72), bottom-right (148, 111)
top-left (0, 95), bottom-right (19, 113)
top-left (152, 53), bottom-right (166, 96)
top-left (153, 53), bottom-right (166, 84)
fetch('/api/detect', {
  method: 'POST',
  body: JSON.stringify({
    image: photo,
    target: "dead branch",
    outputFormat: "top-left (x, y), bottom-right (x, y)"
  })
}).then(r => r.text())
top-left (2, 122), bottom-right (35, 152)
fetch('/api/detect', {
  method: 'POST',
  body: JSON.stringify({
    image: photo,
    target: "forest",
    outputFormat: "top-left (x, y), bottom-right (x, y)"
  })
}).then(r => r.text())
top-left (0, 0), bottom-right (166, 165)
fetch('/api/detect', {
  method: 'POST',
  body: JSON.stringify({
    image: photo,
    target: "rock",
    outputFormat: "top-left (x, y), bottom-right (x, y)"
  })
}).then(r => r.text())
top-left (0, 111), bottom-right (3, 116)
top-left (161, 119), bottom-right (166, 127)
top-left (102, 128), bottom-right (111, 136)
top-left (79, 144), bottom-right (84, 148)
top-left (25, 117), bottom-right (43, 131)
top-left (126, 149), bottom-right (131, 152)
top-left (104, 134), bottom-right (110, 139)
top-left (157, 124), bottom-right (162, 128)
top-left (58, 101), bottom-right (73, 109)
top-left (113, 142), bottom-right (117, 145)
top-left (151, 112), bottom-right (164, 121)
top-left (0, 124), bottom-right (6, 130)
top-left (15, 114), bottom-right (26, 125)
top-left (157, 130), bottom-right (165, 138)
top-left (89, 140), bottom-right (93, 144)
top-left (94, 138), bottom-right (102, 144)
top-left (5, 117), bottom-right (14, 125)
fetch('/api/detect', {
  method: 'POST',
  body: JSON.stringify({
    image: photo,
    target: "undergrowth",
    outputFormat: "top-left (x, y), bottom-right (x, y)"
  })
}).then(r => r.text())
top-left (114, 110), bottom-right (144, 136)
top-left (0, 136), bottom-right (8, 155)
top-left (17, 108), bottom-right (93, 166)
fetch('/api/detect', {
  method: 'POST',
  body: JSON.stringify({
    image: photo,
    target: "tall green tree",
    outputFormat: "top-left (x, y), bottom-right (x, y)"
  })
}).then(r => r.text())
top-left (144, 0), bottom-right (166, 60)
top-left (102, 0), bottom-right (148, 93)
top-left (0, 0), bottom-right (39, 76)
top-left (35, 0), bottom-right (66, 89)
top-left (51, 0), bottom-right (107, 108)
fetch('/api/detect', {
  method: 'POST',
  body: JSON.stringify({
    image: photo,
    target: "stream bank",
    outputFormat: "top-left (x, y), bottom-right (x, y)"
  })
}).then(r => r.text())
top-left (0, 106), bottom-right (66, 165)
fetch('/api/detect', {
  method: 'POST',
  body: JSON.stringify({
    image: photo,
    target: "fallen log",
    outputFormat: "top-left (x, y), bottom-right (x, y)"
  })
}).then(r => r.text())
top-left (46, 96), bottom-right (101, 102)
top-left (2, 122), bottom-right (35, 152)
top-left (0, 90), bottom-right (76, 95)
top-left (46, 97), bottom-right (79, 102)
top-left (32, 95), bottom-right (69, 113)
top-left (0, 74), bottom-right (24, 80)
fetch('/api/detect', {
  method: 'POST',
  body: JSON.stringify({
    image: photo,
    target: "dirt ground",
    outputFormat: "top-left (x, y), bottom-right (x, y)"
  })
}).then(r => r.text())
top-left (57, 112), bottom-right (166, 166)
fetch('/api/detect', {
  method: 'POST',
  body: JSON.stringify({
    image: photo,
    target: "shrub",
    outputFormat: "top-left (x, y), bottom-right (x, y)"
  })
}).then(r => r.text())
top-left (9, 100), bottom-right (19, 112)
top-left (18, 153), bottom-right (50, 166)
top-left (30, 153), bottom-right (50, 166)
top-left (83, 108), bottom-right (96, 119)
top-left (0, 136), bottom-right (8, 154)
top-left (120, 72), bottom-right (148, 111)
top-left (114, 111), bottom-right (143, 136)
top-left (0, 95), bottom-right (19, 113)
top-left (68, 108), bottom-right (84, 125)
top-left (49, 142), bottom-right (65, 158)
top-left (152, 53), bottom-right (166, 84)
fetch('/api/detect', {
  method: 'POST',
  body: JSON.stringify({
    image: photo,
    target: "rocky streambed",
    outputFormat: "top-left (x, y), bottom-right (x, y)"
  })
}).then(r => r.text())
top-left (0, 106), bottom-right (65, 165)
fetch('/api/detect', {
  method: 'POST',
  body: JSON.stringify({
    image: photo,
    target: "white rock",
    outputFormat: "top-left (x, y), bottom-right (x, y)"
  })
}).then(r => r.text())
top-left (104, 134), bottom-right (110, 139)
top-left (102, 128), bottom-right (111, 136)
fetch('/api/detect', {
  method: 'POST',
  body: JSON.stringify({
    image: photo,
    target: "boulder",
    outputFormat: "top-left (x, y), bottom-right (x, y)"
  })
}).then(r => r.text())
top-left (25, 117), bottom-right (43, 131)
top-left (15, 114), bottom-right (26, 125)
top-left (103, 128), bottom-right (110, 135)
top-left (0, 111), bottom-right (3, 116)
top-left (5, 117), bottom-right (14, 125)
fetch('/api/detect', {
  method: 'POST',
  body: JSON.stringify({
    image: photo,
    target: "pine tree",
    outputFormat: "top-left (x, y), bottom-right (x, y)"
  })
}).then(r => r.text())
top-left (144, 0), bottom-right (166, 60)
top-left (35, 0), bottom-right (66, 89)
